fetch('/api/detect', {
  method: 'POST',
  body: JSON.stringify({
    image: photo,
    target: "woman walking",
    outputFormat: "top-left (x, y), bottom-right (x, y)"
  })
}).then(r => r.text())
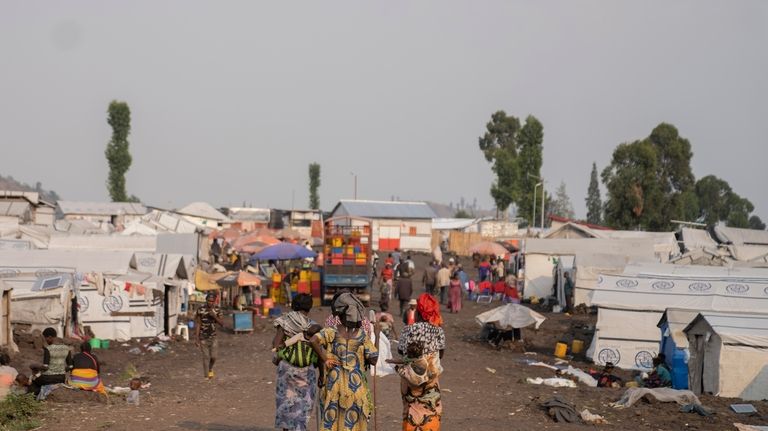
top-left (448, 273), bottom-right (462, 313)
top-left (273, 294), bottom-right (317, 431)
top-left (397, 293), bottom-right (446, 430)
top-left (311, 293), bottom-right (378, 431)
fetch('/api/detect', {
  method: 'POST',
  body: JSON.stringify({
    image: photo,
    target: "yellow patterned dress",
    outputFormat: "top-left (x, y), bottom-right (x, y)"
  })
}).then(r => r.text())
top-left (315, 327), bottom-right (378, 431)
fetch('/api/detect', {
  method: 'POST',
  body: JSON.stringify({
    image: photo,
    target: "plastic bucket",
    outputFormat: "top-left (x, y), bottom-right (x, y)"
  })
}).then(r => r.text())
top-left (187, 320), bottom-right (195, 329)
top-left (100, 339), bottom-right (110, 349)
top-left (89, 338), bottom-right (101, 350)
top-left (571, 339), bottom-right (584, 355)
top-left (554, 342), bottom-right (567, 358)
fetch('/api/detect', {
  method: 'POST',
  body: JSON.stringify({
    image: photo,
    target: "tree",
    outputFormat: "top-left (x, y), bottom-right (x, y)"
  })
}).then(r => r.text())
top-left (549, 181), bottom-right (575, 220)
top-left (516, 116), bottom-right (544, 223)
top-left (479, 111), bottom-right (520, 217)
top-left (602, 123), bottom-right (697, 230)
top-left (695, 174), bottom-right (760, 228)
top-left (478, 111), bottom-right (543, 219)
top-left (749, 215), bottom-right (766, 230)
top-left (105, 101), bottom-right (135, 202)
top-left (585, 162), bottom-right (602, 224)
top-left (454, 209), bottom-right (471, 218)
top-left (308, 163), bottom-right (321, 210)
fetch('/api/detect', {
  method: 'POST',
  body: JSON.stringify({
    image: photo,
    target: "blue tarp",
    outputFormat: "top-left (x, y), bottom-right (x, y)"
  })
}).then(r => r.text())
top-left (249, 243), bottom-right (317, 262)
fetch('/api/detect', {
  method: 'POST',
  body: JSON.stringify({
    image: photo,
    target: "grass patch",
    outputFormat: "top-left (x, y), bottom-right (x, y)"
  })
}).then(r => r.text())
top-left (0, 394), bottom-right (42, 431)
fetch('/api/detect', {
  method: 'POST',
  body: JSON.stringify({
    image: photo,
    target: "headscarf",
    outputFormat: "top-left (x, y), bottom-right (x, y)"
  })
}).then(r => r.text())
top-left (332, 292), bottom-right (366, 325)
top-left (274, 310), bottom-right (311, 337)
top-left (417, 293), bottom-right (443, 327)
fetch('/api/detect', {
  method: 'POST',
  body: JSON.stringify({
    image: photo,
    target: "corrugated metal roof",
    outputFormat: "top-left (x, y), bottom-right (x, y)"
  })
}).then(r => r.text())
top-left (57, 201), bottom-right (147, 216)
top-left (332, 200), bottom-right (437, 219)
top-left (176, 202), bottom-right (229, 221)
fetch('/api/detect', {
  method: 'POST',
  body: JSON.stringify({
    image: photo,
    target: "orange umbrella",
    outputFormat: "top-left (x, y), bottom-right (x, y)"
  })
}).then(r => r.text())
top-left (232, 232), bottom-right (280, 250)
top-left (469, 241), bottom-right (509, 256)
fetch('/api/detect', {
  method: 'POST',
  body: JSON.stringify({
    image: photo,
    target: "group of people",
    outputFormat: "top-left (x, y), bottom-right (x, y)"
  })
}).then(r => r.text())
top-left (268, 291), bottom-right (446, 431)
top-left (421, 259), bottom-right (467, 314)
top-left (0, 327), bottom-right (105, 402)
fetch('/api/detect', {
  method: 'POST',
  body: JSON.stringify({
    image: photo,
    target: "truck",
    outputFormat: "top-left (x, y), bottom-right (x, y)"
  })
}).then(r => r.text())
top-left (321, 216), bottom-right (373, 306)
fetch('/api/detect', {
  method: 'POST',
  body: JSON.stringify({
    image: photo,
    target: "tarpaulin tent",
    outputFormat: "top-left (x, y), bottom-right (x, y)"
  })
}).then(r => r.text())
top-left (475, 304), bottom-right (546, 331)
top-left (685, 312), bottom-right (768, 400)
top-left (588, 263), bottom-right (768, 370)
top-left (523, 239), bottom-right (659, 300)
top-left (249, 243), bottom-right (316, 262)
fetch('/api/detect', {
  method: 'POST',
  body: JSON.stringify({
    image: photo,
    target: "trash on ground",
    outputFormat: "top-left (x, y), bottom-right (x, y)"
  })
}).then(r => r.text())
top-left (580, 409), bottom-right (607, 424)
top-left (610, 387), bottom-right (701, 409)
top-left (731, 404), bottom-right (758, 414)
top-left (680, 403), bottom-right (712, 416)
top-left (540, 396), bottom-right (579, 423)
top-left (486, 367), bottom-right (497, 374)
top-left (561, 365), bottom-right (597, 387)
top-left (526, 377), bottom-right (577, 388)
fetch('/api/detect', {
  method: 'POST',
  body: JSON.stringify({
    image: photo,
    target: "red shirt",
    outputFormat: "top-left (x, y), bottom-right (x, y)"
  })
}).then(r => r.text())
top-left (381, 268), bottom-right (394, 281)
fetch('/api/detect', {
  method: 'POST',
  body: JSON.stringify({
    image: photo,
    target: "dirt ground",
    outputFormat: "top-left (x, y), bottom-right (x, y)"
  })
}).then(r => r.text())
top-left (12, 253), bottom-right (768, 431)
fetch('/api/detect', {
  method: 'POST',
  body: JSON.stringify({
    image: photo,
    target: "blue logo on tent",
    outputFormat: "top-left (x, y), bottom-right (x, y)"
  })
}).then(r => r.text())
top-left (688, 282), bottom-right (711, 292)
top-left (598, 348), bottom-right (620, 365)
top-left (635, 351), bottom-right (654, 369)
top-left (652, 281), bottom-right (674, 290)
top-left (616, 279), bottom-right (638, 288)
top-left (726, 284), bottom-right (749, 294)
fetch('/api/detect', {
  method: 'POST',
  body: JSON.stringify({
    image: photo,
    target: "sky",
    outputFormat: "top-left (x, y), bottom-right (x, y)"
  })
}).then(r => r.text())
top-left (1, 1), bottom-right (767, 220)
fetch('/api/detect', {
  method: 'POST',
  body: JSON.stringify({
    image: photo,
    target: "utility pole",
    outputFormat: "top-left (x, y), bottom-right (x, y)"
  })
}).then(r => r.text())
top-left (540, 181), bottom-right (546, 230)
top-left (533, 182), bottom-right (542, 228)
top-left (350, 172), bottom-right (357, 200)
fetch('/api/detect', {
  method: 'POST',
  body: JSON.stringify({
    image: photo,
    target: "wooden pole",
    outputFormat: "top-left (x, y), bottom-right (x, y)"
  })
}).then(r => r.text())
top-left (369, 309), bottom-right (379, 431)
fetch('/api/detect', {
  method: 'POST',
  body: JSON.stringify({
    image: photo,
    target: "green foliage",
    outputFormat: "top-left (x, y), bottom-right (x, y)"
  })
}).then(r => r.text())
top-left (549, 181), bottom-right (574, 220)
top-left (585, 162), bottom-right (602, 224)
top-left (105, 100), bottom-right (135, 202)
top-left (749, 215), bottom-right (766, 230)
top-left (454, 209), bottom-right (471, 218)
top-left (517, 116), bottom-right (544, 222)
top-left (602, 123), bottom-right (697, 230)
top-left (478, 111), bottom-right (543, 216)
top-left (694, 175), bottom-right (761, 228)
top-left (0, 393), bottom-right (42, 430)
top-left (308, 163), bottom-right (321, 210)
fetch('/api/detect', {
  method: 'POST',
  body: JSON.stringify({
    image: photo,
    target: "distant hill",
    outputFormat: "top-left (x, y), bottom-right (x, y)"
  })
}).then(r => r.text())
top-left (0, 173), bottom-right (61, 202)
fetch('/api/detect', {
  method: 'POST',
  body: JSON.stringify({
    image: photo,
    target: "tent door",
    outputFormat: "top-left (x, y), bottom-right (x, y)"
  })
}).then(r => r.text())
top-left (688, 335), bottom-right (705, 395)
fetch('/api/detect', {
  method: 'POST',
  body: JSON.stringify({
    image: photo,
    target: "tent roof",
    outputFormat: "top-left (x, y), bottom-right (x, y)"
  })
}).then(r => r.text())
top-left (47, 234), bottom-right (156, 251)
top-left (331, 200), bottom-right (437, 220)
top-left (684, 312), bottom-right (768, 347)
top-left (176, 202), bottom-right (229, 221)
top-left (591, 264), bottom-right (768, 313)
top-left (57, 201), bottom-right (147, 216)
top-left (524, 238), bottom-right (659, 258)
top-left (0, 250), bottom-right (135, 274)
top-left (0, 201), bottom-right (30, 217)
top-left (432, 218), bottom-right (483, 230)
top-left (714, 226), bottom-right (768, 246)
top-left (680, 228), bottom-right (718, 251)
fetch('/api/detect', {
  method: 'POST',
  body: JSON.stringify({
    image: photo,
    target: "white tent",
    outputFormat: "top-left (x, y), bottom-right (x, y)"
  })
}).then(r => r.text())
top-left (523, 238), bottom-right (659, 300)
top-left (685, 312), bottom-right (768, 400)
top-left (572, 252), bottom-right (656, 306)
top-left (587, 263), bottom-right (768, 370)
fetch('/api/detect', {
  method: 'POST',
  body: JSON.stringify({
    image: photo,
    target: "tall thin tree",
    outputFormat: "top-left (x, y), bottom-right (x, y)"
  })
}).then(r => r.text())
top-left (585, 162), bottom-right (602, 224)
top-left (105, 101), bottom-right (133, 202)
top-left (308, 163), bottom-right (321, 210)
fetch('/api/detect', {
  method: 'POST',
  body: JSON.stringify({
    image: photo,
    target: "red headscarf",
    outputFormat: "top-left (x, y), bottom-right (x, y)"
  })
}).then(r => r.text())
top-left (416, 293), bottom-right (443, 327)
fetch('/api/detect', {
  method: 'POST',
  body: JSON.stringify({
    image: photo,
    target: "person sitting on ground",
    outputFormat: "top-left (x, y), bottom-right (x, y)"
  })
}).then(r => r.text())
top-left (30, 327), bottom-right (72, 397)
top-left (13, 373), bottom-right (30, 395)
top-left (638, 354), bottom-right (672, 388)
top-left (592, 362), bottom-right (622, 388)
top-left (375, 303), bottom-right (398, 340)
top-left (0, 352), bottom-right (18, 400)
top-left (69, 342), bottom-right (106, 394)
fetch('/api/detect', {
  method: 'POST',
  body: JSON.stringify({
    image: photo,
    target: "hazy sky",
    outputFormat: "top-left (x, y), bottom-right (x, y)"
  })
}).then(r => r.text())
top-left (2, 1), bottom-right (767, 220)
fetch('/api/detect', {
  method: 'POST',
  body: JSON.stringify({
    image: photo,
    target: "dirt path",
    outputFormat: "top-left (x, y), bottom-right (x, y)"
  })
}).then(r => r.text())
top-left (26, 254), bottom-right (768, 430)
